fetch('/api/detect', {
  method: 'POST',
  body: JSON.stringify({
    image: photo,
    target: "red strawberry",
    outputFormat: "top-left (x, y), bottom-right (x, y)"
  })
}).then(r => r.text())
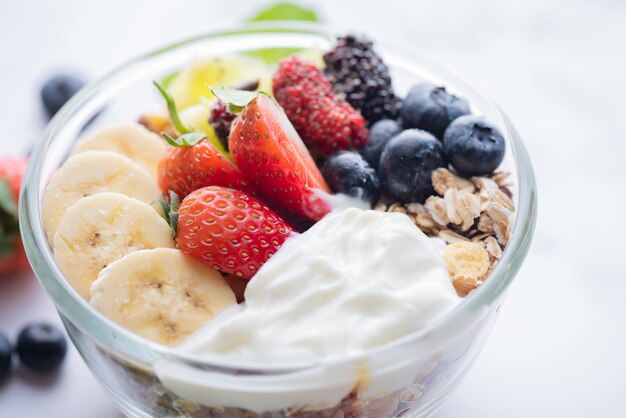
top-left (0, 157), bottom-right (30, 277)
top-left (153, 80), bottom-right (256, 199)
top-left (272, 57), bottom-right (369, 157)
top-left (176, 186), bottom-right (294, 280)
top-left (229, 94), bottom-right (331, 221)
top-left (157, 139), bottom-right (256, 199)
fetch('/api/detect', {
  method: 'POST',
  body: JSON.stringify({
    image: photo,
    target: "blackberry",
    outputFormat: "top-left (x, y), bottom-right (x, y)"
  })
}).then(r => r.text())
top-left (209, 100), bottom-right (236, 152)
top-left (323, 35), bottom-right (399, 125)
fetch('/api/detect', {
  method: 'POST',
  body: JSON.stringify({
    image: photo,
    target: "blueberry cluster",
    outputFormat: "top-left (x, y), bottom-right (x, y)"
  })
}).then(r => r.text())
top-left (322, 79), bottom-right (506, 205)
top-left (0, 323), bottom-right (67, 380)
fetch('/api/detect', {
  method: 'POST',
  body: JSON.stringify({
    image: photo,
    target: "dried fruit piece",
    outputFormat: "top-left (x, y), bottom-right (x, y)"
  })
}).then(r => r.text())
top-left (443, 242), bottom-right (490, 296)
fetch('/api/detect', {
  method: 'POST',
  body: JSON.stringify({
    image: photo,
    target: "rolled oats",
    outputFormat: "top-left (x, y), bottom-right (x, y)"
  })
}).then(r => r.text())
top-left (377, 169), bottom-right (514, 297)
top-left (438, 229), bottom-right (470, 244)
top-left (431, 168), bottom-right (475, 195)
top-left (424, 196), bottom-right (449, 226)
top-left (484, 236), bottom-right (502, 260)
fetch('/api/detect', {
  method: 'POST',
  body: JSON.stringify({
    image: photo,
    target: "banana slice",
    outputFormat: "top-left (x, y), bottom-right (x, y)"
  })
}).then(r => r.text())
top-left (54, 193), bottom-right (175, 300)
top-left (90, 248), bottom-right (236, 346)
top-left (42, 150), bottom-right (162, 247)
top-left (73, 124), bottom-right (167, 176)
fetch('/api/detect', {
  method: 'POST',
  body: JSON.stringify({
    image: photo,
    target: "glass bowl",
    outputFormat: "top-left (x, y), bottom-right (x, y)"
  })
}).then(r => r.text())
top-left (20, 22), bottom-right (537, 418)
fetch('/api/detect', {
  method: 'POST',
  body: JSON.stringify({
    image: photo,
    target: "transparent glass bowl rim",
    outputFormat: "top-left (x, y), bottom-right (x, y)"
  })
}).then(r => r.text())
top-left (19, 21), bottom-right (537, 373)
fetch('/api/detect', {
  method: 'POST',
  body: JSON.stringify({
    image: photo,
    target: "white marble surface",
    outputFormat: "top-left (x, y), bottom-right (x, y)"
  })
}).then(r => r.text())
top-left (1, 0), bottom-right (625, 416)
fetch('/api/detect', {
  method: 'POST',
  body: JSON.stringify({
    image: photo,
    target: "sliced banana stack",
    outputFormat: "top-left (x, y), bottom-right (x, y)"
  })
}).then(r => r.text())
top-left (42, 150), bottom-right (162, 247)
top-left (54, 193), bottom-right (175, 300)
top-left (90, 248), bottom-right (236, 346)
top-left (72, 124), bottom-right (167, 177)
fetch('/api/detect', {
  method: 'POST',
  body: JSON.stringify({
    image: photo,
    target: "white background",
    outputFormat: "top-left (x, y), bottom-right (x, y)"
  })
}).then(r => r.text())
top-left (1, 0), bottom-right (625, 417)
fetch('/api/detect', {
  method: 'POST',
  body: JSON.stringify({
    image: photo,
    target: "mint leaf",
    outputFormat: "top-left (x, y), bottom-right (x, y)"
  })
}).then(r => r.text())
top-left (246, 2), bottom-right (320, 63)
top-left (162, 132), bottom-right (206, 147)
top-left (153, 81), bottom-right (192, 134)
top-left (210, 87), bottom-right (263, 112)
top-left (248, 2), bottom-right (318, 22)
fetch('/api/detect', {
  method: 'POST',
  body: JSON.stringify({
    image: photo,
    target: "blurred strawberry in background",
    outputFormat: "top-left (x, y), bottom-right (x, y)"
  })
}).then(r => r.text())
top-left (0, 157), bottom-right (29, 276)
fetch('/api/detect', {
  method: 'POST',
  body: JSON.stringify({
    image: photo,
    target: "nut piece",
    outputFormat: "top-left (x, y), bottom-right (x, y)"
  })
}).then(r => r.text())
top-left (452, 276), bottom-right (483, 297)
top-left (443, 242), bottom-right (491, 296)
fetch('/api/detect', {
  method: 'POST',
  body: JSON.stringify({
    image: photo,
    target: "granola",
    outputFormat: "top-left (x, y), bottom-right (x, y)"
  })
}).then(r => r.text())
top-left (376, 168), bottom-right (515, 296)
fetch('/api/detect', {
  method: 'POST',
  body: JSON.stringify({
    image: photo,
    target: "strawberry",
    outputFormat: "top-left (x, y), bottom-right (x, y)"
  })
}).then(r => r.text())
top-left (153, 81), bottom-right (256, 199)
top-left (272, 57), bottom-right (369, 157)
top-left (175, 186), bottom-right (294, 280)
top-left (157, 139), bottom-right (256, 199)
top-left (227, 92), bottom-right (331, 221)
top-left (0, 157), bottom-right (29, 277)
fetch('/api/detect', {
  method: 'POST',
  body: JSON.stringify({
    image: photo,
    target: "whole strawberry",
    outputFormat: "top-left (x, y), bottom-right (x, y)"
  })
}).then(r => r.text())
top-left (0, 157), bottom-right (29, 277)
top-left (157, 139), bottom-right (255, 199)
top-left (153, 81), bottom-right (256, 199)
top-left (176, 186), bottom-right (294, 279)
top-left (272, 57), bottom-right (369, 157)
top-left (226, 91), bottom-right (331, 221)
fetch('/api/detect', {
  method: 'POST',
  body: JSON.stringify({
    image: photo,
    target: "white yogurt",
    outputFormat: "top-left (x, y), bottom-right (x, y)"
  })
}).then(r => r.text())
top-left (157, 208), bottom-right (461, 411)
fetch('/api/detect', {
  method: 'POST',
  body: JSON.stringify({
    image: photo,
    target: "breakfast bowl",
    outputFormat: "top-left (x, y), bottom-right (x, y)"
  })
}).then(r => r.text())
top-left (20, 22), bottom-right (536, 418)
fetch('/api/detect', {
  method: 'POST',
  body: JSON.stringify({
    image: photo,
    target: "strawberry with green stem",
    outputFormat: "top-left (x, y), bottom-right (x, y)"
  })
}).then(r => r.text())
top-left (153, 82), bottom-right (256, 199)
top-left (213, 88), bottom-right (331, 221)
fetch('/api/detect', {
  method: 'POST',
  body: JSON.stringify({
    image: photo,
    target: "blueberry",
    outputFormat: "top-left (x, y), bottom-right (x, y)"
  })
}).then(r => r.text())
top-left (359, 119), bottom-right (402, 169)
top-left (16, 323), bottom-right (67, 372)
top-left (443, 115), bottom-right (505, 176)
top-left (323, 151), bottom-right (381, 204)
top-left (378, 129), bottom-right (446, 203)
top-left (41, 74), bottom-right (85, 118)
top-left (400, 82), bottom-right (470, 139)
top-left (0, 332), bottom-right (11, 380)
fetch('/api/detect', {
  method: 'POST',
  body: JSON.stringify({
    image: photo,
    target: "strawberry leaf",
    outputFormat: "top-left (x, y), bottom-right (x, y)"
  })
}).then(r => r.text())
top-left (153, 81), bottom-right (192, 134)
top-left (210, 87), bottom-right (266, 113)
top-left (159, 190), bottom-right (180, 237)
top-left (0, 179), bottom-right (16, 218)
top-left (162, 132), bottom-right (206, 147)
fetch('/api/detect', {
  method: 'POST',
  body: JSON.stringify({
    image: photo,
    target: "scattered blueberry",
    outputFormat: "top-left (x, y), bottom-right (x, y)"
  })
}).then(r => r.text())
top-left (400, 82), bottom-right (470, 139)
top-left (359, 119), bottom-right (402, 169)
top-left (378, 129), bottom-right (446, 203)
top-left (323, 151), bottom-right (381, 204)
top-left (443, 115), bottom-right (505, 176)
top-left (16, 323), bottom-right (67, 372)
top-left (41, 74), bottom-right (85, 118)
top-left (0, 332), bottom-right (11, 380)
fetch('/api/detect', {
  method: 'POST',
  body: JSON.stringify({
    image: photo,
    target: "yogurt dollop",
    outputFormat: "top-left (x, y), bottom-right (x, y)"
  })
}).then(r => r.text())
top-left (179, 207), bottom-right (460, 365)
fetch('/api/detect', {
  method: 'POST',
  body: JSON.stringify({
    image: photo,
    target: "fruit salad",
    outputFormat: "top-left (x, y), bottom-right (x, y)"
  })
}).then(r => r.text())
top-left (42, 34), bottom-right (515, 417)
